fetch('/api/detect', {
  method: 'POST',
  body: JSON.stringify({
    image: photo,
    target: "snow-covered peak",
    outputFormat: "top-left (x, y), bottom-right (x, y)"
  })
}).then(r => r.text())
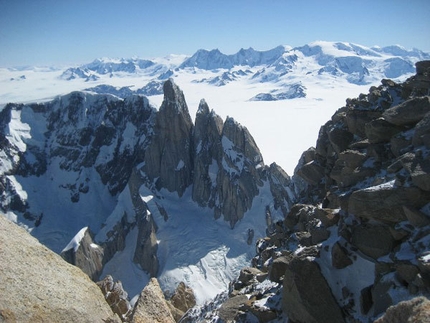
top-left (372, 45), bottom-right (429, 59)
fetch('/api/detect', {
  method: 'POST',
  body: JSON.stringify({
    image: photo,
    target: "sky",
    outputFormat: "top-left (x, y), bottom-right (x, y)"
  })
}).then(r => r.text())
top-left (0, 0), bottom-right (429, 67)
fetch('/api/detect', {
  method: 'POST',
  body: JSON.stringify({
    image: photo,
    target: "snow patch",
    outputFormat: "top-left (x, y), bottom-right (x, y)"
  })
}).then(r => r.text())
top-left (175, 160), bottom-right (185, 171)
top-left (61, 226), bottom-right (88, 253)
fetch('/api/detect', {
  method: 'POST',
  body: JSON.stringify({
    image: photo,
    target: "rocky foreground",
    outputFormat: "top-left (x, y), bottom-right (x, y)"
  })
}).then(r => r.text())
top-left (1, 61), bottom-right (430, 322)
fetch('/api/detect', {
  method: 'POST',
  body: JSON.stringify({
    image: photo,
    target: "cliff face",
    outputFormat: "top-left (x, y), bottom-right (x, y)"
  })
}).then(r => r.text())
top-left (144, 80), bottom-right (194, 196)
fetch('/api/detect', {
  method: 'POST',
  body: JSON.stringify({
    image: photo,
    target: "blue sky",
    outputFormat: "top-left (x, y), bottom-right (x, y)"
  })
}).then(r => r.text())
top-left (1, 0), bottom-right (429, 67)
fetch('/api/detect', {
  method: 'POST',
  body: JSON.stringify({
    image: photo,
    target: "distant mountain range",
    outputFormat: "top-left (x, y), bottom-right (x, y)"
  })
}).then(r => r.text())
top-left (52, 41), bottom-right (430, 101)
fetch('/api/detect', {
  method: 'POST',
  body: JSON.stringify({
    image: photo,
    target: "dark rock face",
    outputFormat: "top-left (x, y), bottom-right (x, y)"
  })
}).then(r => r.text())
top-left (61, 227), bottom-right (104, 281)
top-left (191, 99), bottom-right (290, 227)
top-left (282, 256), bottom-right (345, 323)
top-left (0, 93), bottom-right (155, 243)
top-left (214, 117), bottom-right (264, 226)
top-left (192, 99), bottom-right (224, 207)
top-left (144, 79), bottom-right (194, 196)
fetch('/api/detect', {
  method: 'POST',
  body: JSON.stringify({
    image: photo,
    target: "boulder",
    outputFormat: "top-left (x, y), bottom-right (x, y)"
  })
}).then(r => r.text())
top-left (314, 208), bottom-right (340, 227)
top-left (297, 160), bottom-right (325, 186)
top-left (348, 184), bottom-right (430, 223)
top-left (282, 256), bottom-right (345, 323)
top-left (374, 296), bottom-right (430, 323)
top-left (365, 117), bottom-right (404, 143)
top-left (391, 133), bottom-right (413, 157)
top-left (328, 127), bottom-right (354, 154)
top-left (403, 205), bottom-right (430, 228)
top-left (351, 224), bottom-right (395, 259)
top-left (0, 216), bottom-right (120, 323)
top-left (332, 242), bottom-right (353, 269)
top-left (269, 254), bottom-right (293, 283)
top-left (310, 227), bottom-right (331, 244)
top-left (218, 295), bottom-right (248, 322)
top-left (346, 108), bottom-right (382, 138)
top-left (330, 161), bottom-right (376, 188)
top-left (242, 298), bottom-right (278, 322)
top-left (416, 61), bottom-right (430, 76)
top-left (400, 152), bottom-right (430, 191)
top-left (382, 96), bottom-right (430, 126)
top-left (284, 204), bottom-right (316, 231)
top-left (130, 278), bottom-right (175, 323)
top-left (396, 264), bottom-right (420, 285)
top-left (413, 112), bottom-right (430, 148)
top-left (239, 267), bottom-right (267, 285)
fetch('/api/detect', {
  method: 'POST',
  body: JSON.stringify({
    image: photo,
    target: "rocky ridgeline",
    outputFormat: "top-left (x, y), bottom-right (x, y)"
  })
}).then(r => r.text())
top-left (194, 61), bottom-right (430, 322)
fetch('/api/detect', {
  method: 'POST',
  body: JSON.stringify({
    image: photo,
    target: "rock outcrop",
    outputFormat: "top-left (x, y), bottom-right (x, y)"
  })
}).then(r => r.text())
top-left (130, 278), bottom-right (176, 323)
top-left (144, 80), bottom-right (194, 196)
top-left (97, 275), bottom-right (132, 321)
top-left (0, 215), bottom-right (120, 323)
top-left (167, 281), bottom-right (196, 322)
top-left (61, 227), bottom-right (104, 281)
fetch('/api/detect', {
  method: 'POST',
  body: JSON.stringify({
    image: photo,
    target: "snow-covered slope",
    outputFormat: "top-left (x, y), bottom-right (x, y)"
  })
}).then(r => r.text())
top-left (1, 41), bottom-right (428, 174)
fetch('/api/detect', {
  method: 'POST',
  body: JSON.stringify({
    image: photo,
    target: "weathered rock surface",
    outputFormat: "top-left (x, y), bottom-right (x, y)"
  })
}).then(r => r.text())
top-left (374, 296), bottom-right (430, 323)
top-left (0, 215), bottom-right (120, 323)
top-left (169, 282), bottom-right (196, 318)
top-left (130, 278), bottom-right (175, 323)
top-left (218, 295), bottom-right (249, 322)
top-left (97, 275), bottom-right (132, 321)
